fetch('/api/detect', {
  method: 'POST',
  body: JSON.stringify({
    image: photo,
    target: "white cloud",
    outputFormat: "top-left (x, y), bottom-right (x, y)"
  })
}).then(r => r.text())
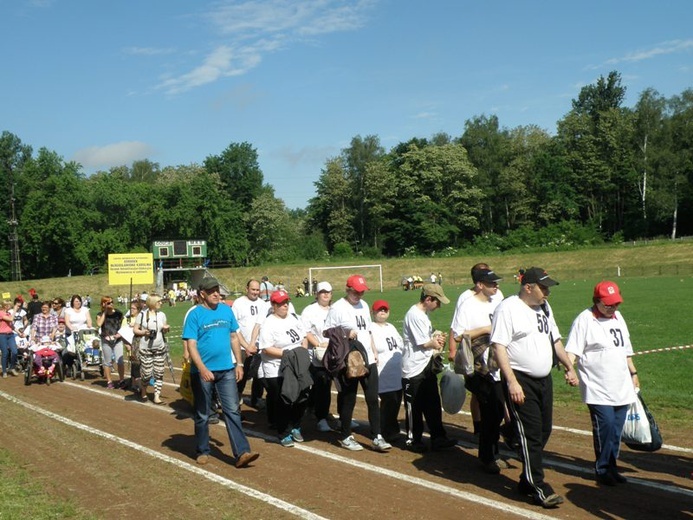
top-left (72, 141), bottom-right (156, 169)
top-left (273, 144), bottom-right (337, 167)
top-left (413, 111), bottom-right (436, 120)
top-left (123, 46), bottom-right (176, 56)
top-left (158, 0), bottom-right (377, 94)
top-left (590, 39), bottom-right (693, 69)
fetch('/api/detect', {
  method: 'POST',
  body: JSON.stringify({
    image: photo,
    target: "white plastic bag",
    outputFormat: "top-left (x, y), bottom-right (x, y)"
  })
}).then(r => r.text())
top-left (622, 388), bottom-right (662, 452)
top-left (622, 390), bottom-right (651, 445)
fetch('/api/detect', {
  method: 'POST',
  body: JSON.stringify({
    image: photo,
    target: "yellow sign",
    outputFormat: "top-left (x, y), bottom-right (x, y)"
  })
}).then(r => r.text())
top-left (108, 254), bottom-right (154, 286)
top-left (1, 292), bottom-right (10, 300)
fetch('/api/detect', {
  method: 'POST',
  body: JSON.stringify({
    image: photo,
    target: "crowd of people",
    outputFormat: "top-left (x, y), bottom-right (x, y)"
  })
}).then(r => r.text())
top-left (178, 267), bottom-right (641, 510)
top-left (3, 268), bottom-right (641, 510)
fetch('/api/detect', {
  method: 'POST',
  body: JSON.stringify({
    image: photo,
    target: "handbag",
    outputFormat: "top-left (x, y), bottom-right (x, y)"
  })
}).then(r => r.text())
top-left (345, 349), bottom-right (369, 379)
top-left (453, 334), bottom-right (475, 376)
top-left (440, 367), bottom-right (466, 414)
top-left (179, 360), bottom-right (194, 405)
top-left (622, 388), bottom-right (662, 452)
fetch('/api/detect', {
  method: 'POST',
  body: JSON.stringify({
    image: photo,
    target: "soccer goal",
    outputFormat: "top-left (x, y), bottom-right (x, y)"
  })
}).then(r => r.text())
top-left (308, 264), bottom-right (383, 294)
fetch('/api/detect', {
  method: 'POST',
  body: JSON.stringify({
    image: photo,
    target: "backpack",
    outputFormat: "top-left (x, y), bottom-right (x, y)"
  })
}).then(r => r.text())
top-left (345, 345), bottom-right (369, 379)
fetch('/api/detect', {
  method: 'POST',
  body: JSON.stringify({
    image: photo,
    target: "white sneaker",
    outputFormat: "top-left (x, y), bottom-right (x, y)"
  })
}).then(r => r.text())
top-left (316, 419), bottom-right (331, 432)
top-left (339, 435), bottom-right (363, 451)
top-left (372, 435), bottom-right (392, 452)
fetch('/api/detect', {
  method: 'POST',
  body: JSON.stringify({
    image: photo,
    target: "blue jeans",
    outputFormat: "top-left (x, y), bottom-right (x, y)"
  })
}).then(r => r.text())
top-left (191, 368), bottom-right (251, 459)
top-left (588, 403), bottom-right (629, 475)
top-left (0, 333), bottom-right (17, 374)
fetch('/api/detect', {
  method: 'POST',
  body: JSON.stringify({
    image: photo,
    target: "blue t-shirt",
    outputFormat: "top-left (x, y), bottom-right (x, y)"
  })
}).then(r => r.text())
top-left (182, 304), bottom-right (239, 373)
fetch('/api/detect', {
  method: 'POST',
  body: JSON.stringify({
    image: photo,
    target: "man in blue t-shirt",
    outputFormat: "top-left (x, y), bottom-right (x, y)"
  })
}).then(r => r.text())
top-left (182, 277), bottom-right (259, 468)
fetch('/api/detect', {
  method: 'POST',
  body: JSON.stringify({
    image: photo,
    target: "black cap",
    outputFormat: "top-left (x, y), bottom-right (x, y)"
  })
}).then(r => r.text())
top-left (473, 269), bottom-right (502, 284)
top-left (521, 267), bottom-right (559, 287)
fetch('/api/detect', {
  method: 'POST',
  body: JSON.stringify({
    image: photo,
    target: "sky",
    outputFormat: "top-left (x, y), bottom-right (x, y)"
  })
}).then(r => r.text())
top-left (2, 1), bottom-right (692, 209)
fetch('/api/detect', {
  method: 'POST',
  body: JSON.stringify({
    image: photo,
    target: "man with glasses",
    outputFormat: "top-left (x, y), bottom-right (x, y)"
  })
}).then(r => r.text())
top-left (402, 283), bottom-right (457, 453)
top-left (182, 277), bottom-right (259, 468)
top-left (491, 267), bottom-right (578, 509)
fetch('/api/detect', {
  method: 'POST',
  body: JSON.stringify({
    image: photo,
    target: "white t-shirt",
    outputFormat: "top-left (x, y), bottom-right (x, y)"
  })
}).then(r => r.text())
top-left (232, 296), bottom-right (268, 350)
top-left (300, 301), bottom-right (330, 366)
top-left (451, 294), bottom-right (501, 381)
top-left (565, 308), bottom-right (636, 406)
top-left (64, 306), bottom-right (91, 331)
top-left (490, 295), bottom-right (560, 378)
top-left (450, 287), bottom-right (504, 331)
top-left (402, 304), bottom-right (435, 378)
top-left (370, 322), bottom-right (403, 392)
top-left (258, 313), bottom-right (305, 379)
top-left (136, 310), bottom-right (168, 351)
top-left (324, 297), bottom-right (375, 365)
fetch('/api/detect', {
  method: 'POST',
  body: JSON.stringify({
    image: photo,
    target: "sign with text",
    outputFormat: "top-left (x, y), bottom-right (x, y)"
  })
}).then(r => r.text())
top-left (108, 254), bottom-right (154, 286)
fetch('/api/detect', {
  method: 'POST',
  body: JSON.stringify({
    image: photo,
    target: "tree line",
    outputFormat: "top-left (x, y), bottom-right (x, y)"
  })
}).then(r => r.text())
top-left (1, 71), bottom-right (692, 281)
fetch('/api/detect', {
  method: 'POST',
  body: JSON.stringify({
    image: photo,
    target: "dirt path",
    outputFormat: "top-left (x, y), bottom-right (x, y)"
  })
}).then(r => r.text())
top-left (0, 374), bottom-right (690, 520)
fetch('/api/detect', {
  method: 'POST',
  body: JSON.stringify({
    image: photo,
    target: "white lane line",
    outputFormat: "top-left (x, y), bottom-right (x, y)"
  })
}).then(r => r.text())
top-left (59, 384), bottom-right (693, 509)
top-left (0, 389), bottom-right (327, 520)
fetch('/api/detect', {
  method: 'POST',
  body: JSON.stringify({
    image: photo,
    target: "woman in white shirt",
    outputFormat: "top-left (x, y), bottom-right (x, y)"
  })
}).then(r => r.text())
top-left (64, 295), bottom-right (92, 331)
top-left (258, 290), bottom-right (308, 447)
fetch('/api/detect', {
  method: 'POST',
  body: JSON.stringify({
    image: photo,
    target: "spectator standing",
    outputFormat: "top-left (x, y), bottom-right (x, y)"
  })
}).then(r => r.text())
top-left (31, 301), bottom-right (58, 344)
top-left (27, 293), bottom-right (43, 324)
top-left (182, 277), bottom-right (259, 468)
top-left (370, 299), bottom-right (404, 443)
top-left (64, 295), bottom-right (92, 332)
top-left (402, 284), bottom-right (457, 452)
top-left (259, 276), bottom-right (274, 302)
top-left (324, 275), bottom-right (391, 452)
top-left (300, 281), bottom-right (333, 432)
top-left (134, 294), bottom-right (170, 404)
top-left (491, 267), bottom-right (578, 509)
top-left (96, 296), bottom-right (125, 389)
top-left (0, 301), bottom-right (19, 377)
top-left (565, 281), bottom-right (639, 486)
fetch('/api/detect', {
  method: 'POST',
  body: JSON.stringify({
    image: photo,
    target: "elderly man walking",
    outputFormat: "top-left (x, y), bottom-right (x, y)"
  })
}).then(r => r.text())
top-left (491, 267), bottom-right (578, 509)
top-left (183, 277), bottom-right (259, 468)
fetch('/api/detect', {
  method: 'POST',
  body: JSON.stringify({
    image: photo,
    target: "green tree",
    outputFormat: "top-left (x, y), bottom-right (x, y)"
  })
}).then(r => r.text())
top-left (458, 115), bottom-right (510, 233)
top-left (204, 142), bottom-right (264, 213)
top-left (307, 157), bottom-right (354, 251)
top-left (385, 143), bottom-right (481, 254)
top-left (341, 135), bottom-right (385, 248)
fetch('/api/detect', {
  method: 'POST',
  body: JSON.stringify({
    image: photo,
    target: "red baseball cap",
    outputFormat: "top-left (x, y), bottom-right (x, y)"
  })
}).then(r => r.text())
top-left (593, 281), bottom-right (623, 306)
top-left (270, 289), bottom-right (290, 304)
top-left (372, 299), bottom-right (389, 312)
top-left (346, 274), bottom-right (369, 292)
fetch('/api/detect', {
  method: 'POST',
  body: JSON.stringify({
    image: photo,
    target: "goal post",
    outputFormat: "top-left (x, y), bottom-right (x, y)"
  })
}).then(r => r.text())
top-left (308, 264), bottom-right (383, 294)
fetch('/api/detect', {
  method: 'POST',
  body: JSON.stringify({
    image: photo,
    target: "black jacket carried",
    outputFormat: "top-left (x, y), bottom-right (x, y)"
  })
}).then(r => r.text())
top-left (279, 347), bottom-right (313, 405)
top-left (322, 326), bottom-right (351, 377)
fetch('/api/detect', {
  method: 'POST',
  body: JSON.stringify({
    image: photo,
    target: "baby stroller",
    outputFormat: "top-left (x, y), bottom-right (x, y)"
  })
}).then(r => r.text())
top-left (24, 336), bottom-right (65, 386)
top-left (72, 328), bottom-right (104, 380)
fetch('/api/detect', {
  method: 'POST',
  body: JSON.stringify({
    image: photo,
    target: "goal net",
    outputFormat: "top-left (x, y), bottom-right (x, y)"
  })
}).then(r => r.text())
top-left (308, 264), bottom-right (383, 295)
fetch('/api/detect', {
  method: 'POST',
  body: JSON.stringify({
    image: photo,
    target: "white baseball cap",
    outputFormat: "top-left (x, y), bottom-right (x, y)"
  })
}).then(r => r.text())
top-left (316, 281), bottom-right (332, 293)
